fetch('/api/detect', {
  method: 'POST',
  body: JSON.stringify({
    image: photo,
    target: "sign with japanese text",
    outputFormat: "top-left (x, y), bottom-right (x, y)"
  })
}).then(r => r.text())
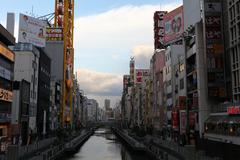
top-left (154, 11), bottom-right (167, 49)
top-left (0, 88), bottom-right (13, 102)
top-left (227, 106), bottom-right (240, 115)
top-left (0, 43), bottom-right (14, 61)
top-left (204, 0), bottom-right (226, 98)
top-left (46, 28), bottom-right (63, 41)
top-left (135, 69), bottom-right (149, 84)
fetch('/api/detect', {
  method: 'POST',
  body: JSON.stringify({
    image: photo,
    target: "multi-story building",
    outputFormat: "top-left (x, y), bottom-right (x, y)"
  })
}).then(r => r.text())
top-left (12, 43), bottom-right (40, 134)
top-left (86, 99), bottom-right (98, 122)
top-left (151, 50), bottom-right (165, 131)
top-left (0, 24), bottom-right (15, 145)
top-left (228, 0), bottom-right (240, 101)
top-left (104, 99), bottom-right (110, 111)
top-left (37, 48), bottom-right (51, 137)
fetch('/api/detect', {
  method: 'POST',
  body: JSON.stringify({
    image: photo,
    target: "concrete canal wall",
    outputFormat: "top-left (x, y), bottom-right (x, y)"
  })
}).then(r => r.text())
top-left (7, 130), bottom-right (94, 160)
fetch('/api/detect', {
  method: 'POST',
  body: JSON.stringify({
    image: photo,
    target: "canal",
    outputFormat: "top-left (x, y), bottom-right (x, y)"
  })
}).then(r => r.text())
top-left (63, 128), bottom-right (156, 160)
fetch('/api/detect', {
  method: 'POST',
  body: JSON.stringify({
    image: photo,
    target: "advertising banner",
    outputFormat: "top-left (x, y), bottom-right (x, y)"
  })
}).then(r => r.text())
top-left (154, 11), bottom-right (167, 49)
top-left (0, 88), bottom-right (13, 102)
top-left (46, 28), bottom-right (63, 41)
top-left (135, 69), bottom-right (149, 84)
top-left (163, 6), bottom-right (184, 44)
top-left (204, 0), bottom-right (226, 98)
top-left (18, 13), bottom-right (46, 47)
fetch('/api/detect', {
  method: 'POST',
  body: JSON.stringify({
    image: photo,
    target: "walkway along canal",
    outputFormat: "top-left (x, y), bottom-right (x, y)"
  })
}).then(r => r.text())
top-left (62, 128), bottom-right (157, 160)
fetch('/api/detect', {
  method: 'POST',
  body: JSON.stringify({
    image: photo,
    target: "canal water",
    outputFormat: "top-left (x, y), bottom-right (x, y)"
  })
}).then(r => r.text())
top-left (64, 128), bottom-right (155, 160)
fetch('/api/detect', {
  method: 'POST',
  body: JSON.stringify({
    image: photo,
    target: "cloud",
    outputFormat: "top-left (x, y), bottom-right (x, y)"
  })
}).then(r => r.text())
top-left (131, 44), bottom-right (154, 68)
top-left (73, 2), bottom-right (182, 71)
top-left (76, 68), bottom-right (122, 96)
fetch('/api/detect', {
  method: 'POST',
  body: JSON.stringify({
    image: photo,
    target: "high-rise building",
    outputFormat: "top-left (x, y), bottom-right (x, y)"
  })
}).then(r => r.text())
top-left (104, 99), bottom-right (110, 110)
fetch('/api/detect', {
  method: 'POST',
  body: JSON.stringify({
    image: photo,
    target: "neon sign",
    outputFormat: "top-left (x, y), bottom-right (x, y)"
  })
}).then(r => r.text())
top-left (227, 106), bottom-right (240, 115)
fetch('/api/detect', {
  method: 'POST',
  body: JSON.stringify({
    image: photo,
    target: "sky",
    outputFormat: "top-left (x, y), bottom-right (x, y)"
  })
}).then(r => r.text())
top-left (0, 0), bottom-right (182, 107)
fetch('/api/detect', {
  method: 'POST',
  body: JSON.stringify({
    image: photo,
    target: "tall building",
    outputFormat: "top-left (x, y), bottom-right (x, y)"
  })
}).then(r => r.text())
top-left (37, 48), bottom-right (51, 137)
top-left (104, 99), bottom-right (110, 110)
top-left (151, 50), bottom-right (165, 131)
top-left (0, 24), bottom-right (15, 145)
top-left (12, 43), bottom-right (40, 134)
top-left (86, 99), bottom-right (98, 122)
top-left (228, 0), bottom-right (240, 101)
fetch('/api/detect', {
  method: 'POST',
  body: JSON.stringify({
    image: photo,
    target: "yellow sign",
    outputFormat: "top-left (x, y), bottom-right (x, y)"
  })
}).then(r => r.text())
top-left (0, 88), bottom-right (13, 102)
top-left (0, 43), bottom-right (14, 62)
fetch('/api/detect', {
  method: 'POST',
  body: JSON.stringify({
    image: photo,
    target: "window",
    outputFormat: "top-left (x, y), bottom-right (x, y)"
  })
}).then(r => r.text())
top-left (180, 78), bottom-right (184, 90)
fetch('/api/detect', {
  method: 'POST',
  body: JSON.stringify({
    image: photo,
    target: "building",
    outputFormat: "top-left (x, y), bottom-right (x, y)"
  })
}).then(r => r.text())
top-left (49, 81), bottom-right (61, 131)
top-left (151, 50), bottom-right (166, 131)
top-left (0, 24), bottom-right (15, 145)
top-left (104, 99), bottom-right (110, 111)
top-left (11, 80), bottom-right (30, 145)
top-left (37, 48), bottom-right (51, 137)
top-left (86, 99), bottom-right (98, 122)
top-left (12, 43), bottom-right (40, 135)
top-left (228, 0), bottom-right (240, 101)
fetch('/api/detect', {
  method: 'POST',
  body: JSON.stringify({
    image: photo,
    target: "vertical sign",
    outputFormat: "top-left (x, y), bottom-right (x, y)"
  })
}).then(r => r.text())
top-left (204, 0), bottom-right (226, 98)
top-left (154, 11), bottom-right (167, 49)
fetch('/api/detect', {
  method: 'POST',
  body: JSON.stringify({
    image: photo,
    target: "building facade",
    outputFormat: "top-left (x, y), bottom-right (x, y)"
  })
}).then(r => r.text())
top-left (37, 48), bottom-right (51, 137)
top-left (0, 24), bottom-right (15, 146)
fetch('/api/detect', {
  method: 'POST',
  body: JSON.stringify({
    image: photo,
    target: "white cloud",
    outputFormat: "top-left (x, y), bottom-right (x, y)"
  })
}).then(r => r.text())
top-left (73, 2), bottom-right (182, 64)
top-left (131, 44), bottom-right (154, 68)
top-left (76, 68), bottom-right (122, 96)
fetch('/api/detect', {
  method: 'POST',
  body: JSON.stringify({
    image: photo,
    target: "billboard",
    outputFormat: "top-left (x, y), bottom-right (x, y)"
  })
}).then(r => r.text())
top-left (46, 28), bottom-right (63, 41)
top-left (163, 6), bottom-right (184, 44)
top-left (135, 69), bottom-right (149, 84)
top-left (154, 11), bottom-right (167, 49)
top-left (204, 0), bottom-right (226, 98)
top-left (18, 13), bottom-right (46, 47)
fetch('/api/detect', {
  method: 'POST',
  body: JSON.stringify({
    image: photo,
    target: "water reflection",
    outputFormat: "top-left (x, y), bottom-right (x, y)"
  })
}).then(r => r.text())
top-left (65, 128), bottom-right (151, 160)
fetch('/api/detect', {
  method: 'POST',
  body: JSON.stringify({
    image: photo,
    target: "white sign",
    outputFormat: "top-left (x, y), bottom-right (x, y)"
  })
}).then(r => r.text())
top-left (18, 14), bottom-right (46, 47)
top-left (0, 66), bottom-right (11, 80)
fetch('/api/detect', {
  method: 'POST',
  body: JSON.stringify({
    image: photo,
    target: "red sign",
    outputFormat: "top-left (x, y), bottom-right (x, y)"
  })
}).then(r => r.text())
top-left (172, 111), bottom-right (179, 130)
top-left (163, 6), bottom-right (183, 44)
top-left (154, 11), bottom-right (167, 49)
top-left (227, 106), bottom-right (240, 115)
top-left (135, 69), bottom-right (149, 84)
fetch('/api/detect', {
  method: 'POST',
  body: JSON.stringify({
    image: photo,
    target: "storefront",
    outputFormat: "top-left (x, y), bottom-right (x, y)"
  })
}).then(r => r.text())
top-left (205, 106), bottom-right (240, 137)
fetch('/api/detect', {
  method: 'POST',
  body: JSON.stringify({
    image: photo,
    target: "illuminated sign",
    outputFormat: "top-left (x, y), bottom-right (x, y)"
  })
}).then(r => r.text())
top-left (46, 28), bottom-right (63, 41)
top-left (0, 88), bottom-right (13, 102)
top-left (227, 106), bottom-right (240, 115)
top-left (0, 43), bottom-right (14, 61)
